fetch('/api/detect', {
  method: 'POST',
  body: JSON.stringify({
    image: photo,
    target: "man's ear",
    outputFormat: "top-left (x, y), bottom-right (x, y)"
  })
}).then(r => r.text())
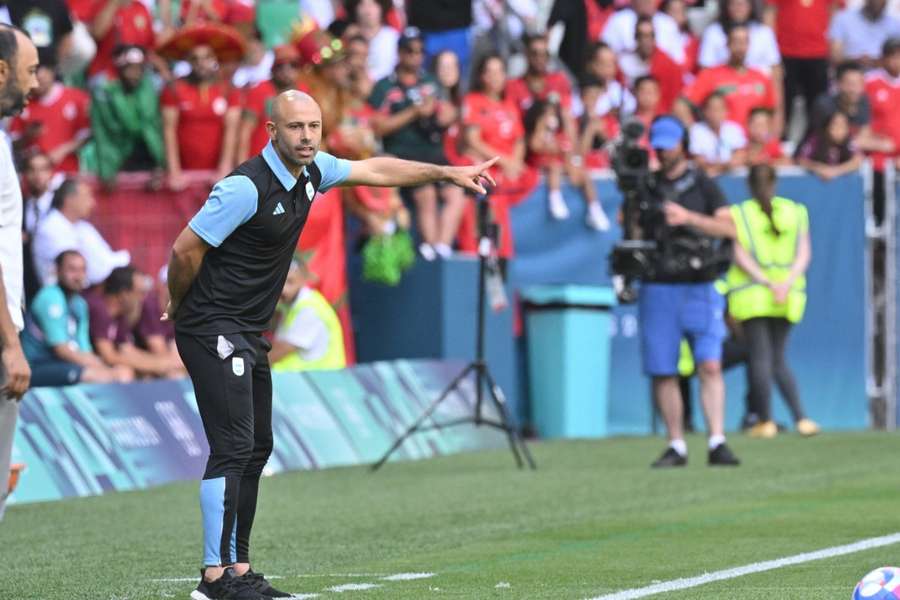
top-left (0, 59), bottom-right (8, 87)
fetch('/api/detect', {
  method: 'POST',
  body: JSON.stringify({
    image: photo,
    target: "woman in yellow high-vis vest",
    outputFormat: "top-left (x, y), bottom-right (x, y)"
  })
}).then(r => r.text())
top-left (725, 164), bottom-right (820, 438)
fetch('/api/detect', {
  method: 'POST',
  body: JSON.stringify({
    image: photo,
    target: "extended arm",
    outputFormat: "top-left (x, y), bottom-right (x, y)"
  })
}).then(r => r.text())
top-left (343, 156), bottom-right (499, 195)
top-left (163, 226), bottom-right (210, 320)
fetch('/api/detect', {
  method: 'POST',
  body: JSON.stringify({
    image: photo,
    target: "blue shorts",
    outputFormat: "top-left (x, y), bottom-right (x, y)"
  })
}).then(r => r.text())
top-left (29, 358), bottom-right (84, 387)
top-left (638, 282), bottom-right (726, 376)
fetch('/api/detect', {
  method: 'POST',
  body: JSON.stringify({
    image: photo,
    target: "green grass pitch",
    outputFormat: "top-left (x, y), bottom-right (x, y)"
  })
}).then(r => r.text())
top-left (2, 432), bottom-right (900, 599)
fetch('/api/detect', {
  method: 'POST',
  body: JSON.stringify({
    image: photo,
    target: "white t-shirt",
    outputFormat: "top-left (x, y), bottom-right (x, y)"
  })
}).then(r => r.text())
top-left (689, 120), bottom-right (747, 163)
top-left (698, 22), bottom-right (781, 73)
top-left (572, 80), bottom-right (637, 118)
top-left (368, 26), bottom-right (400, 83)
top-left (276, 287), bottom-right (330, 362)
top-left (602, 9), bottom-right (686, 65)
top-left (32, 209), bottom-right (131, 286)
top-left (0, 130), bottom-right (24, 331)
top-left (232, 50), bottom-right (274, 89)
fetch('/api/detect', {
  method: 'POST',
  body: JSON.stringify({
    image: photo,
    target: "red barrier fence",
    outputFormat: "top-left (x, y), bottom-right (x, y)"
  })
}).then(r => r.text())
top-left (88, 171), bottom-right (355, 362)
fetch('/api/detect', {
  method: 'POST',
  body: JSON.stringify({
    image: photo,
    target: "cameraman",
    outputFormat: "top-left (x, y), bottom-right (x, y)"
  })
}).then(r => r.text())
top-left (642, 116), bottom-right (740, 468)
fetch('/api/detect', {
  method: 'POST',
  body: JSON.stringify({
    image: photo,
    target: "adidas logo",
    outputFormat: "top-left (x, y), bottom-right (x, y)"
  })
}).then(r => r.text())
top-left (273, 202), bottom-right (285, 216)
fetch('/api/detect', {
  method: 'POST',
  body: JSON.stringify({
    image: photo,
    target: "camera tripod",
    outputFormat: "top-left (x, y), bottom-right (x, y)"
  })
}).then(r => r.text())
top-left (371, 195), bottom-right (536, 472)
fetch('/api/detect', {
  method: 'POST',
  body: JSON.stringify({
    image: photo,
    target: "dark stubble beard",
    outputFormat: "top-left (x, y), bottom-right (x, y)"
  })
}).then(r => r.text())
top-left (0, 75), bottom-right (27, 118)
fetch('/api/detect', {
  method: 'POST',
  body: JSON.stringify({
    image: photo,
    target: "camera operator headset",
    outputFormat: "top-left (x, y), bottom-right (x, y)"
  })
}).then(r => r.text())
top-left (640, 115), bottom-right (741, 469)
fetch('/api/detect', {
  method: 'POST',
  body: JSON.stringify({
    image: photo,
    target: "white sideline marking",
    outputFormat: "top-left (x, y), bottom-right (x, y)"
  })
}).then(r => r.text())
top-left (586, 532), bottom-right (900, 600)
top-left (325, 583), bottom-right (382, 592)
top-left (382, 572), bottom-right (435, 581)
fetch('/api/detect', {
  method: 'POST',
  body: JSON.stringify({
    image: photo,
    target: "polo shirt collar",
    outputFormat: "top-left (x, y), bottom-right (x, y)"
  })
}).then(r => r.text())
top-left (262, 141), bottom-right (307, 191)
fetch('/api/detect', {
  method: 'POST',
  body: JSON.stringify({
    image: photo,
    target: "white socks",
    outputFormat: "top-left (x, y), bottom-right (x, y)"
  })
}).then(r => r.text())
top-left (548, 189), bottom-right (569, 220)
top-left (669, 439), bottom-right (688, 456)
top-left (586, 201), bottom-right (610, 231)
top-left (433, 243), bottom-right (453, 259)
top-left (708, 434), bottom-right (726, 450)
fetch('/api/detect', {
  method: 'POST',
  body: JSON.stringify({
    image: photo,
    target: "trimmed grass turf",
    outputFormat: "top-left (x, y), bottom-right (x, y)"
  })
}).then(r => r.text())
top-left (2, 432), bottom-right (900, 599)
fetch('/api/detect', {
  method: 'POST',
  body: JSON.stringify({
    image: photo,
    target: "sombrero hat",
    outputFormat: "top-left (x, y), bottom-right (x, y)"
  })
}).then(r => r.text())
top-left (157, 23), bottom-right (247, 63)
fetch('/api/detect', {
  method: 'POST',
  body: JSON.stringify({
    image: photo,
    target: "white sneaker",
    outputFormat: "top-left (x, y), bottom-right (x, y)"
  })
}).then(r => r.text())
top-left (586, 201), bottom-right (610, 231)
top-left (548, 192), bottom-right (570, 220)
top-left (418, 243), bottom-right (437, 261)
top-left (433, 243), bottom-right (453, 259)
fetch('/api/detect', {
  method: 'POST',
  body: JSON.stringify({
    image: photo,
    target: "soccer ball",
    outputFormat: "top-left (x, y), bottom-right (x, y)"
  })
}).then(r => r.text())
top-left (853, 567), bottom-right (900, 599)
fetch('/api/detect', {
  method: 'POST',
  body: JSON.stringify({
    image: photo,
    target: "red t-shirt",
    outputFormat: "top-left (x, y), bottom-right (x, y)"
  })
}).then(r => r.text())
top-left (8, 84), bottom-right (90, 173)
top-left (866, 70), bottom-right (900, 168)
top-left (461, 92), bottom-right (524, 158)
top-left (82, 1), bottom-right (155, 78)
top-left (505, 72), bottom-right (573, 117)
top-left (160, 79), bottom-right (238, 170)
top-left (684, 65), bottom-right (776, 128)
top-left (242, 79), bottom-right (277, 157)
top-left (768, 0), bottom-right (834, 59)
top-left (650, 49), bottom-right (685, 113)
top-left (67, 0), bottom-right (94, 21)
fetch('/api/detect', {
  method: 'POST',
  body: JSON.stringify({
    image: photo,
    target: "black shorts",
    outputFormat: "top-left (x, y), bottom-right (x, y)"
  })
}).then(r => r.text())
top-left (174, 331), bottom-right (273, 479)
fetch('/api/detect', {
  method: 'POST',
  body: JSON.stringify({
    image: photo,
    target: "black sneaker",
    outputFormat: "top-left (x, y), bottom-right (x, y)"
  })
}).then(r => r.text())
top-left (651, 447), bottom-right (687, 468)
top-left (241, 570), bottom-right (292, 598)
top-left (708, 443), bottom-right (741, 466)
top-left (191, 568), bottom-right (271, 600)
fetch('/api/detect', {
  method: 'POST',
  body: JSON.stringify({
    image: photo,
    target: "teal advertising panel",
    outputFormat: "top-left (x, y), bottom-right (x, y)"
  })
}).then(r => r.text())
top-left (10, 360), bottom-right (506, 505)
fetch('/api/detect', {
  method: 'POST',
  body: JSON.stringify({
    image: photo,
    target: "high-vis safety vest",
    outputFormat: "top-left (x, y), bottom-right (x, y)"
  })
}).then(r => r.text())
top-left (272, 289), bottom-right (346, 372)
top-left (724, 197), bottom-right (808, 323)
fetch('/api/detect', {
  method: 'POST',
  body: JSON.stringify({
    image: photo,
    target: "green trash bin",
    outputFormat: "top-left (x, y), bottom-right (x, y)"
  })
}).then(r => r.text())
top-left (522, 285), bottom-right (616, 439)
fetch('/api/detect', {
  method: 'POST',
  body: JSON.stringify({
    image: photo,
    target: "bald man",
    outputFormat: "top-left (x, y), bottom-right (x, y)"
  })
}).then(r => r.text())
top-left (164, 90), bottom-right (497, 600)
top-left (0, 25), bottom-right (39, 522)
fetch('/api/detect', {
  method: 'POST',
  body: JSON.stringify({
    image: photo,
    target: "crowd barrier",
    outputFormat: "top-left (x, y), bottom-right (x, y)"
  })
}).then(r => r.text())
top-left (9, 360), bottom-right (506, 506)
top-left (509, 169), bottom-right (868, 433)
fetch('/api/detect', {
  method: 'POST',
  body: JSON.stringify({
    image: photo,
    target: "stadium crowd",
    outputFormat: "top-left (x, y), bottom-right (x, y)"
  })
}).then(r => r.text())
top-left (4, 0), bottom-right (900, 388)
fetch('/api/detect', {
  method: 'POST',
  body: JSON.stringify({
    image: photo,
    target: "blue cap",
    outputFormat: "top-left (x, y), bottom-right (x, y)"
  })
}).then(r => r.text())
top-left (649, 116), bottom-right (685, 151)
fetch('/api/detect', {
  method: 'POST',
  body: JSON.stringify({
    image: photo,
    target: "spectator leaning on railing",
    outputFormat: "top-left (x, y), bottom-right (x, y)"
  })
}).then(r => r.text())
top-left (90, 44), bottom-right (165, 183)
top-left (21, 250), bottom-right (134, 387)
top-left (85, 266), bottom-right (183, 379)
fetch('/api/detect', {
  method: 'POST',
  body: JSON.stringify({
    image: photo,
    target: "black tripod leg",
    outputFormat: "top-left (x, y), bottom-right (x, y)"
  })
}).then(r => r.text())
top-left (482, 368), bottom-right (536, 470)
top-left (371, 363), bottom-right (475, 471)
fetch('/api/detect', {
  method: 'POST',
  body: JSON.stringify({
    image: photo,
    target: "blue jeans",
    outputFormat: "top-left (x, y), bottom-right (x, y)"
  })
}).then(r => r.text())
top-left (638, 282), bottom-right (726, 376)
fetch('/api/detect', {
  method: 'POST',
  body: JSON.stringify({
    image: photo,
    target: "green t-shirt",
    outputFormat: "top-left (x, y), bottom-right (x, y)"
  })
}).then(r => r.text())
top-left (368, 71), bottom-right (447, 165)
top-left (21, 285), bottom-right (91, 363)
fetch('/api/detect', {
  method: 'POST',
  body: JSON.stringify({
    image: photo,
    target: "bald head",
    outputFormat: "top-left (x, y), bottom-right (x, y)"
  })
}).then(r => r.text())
top-left (271, 90), bottom-right (321, 124)
top-left (0, 25), bottom-right (39, 118)
top-left (266, 90), bottom-right (324, 171)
